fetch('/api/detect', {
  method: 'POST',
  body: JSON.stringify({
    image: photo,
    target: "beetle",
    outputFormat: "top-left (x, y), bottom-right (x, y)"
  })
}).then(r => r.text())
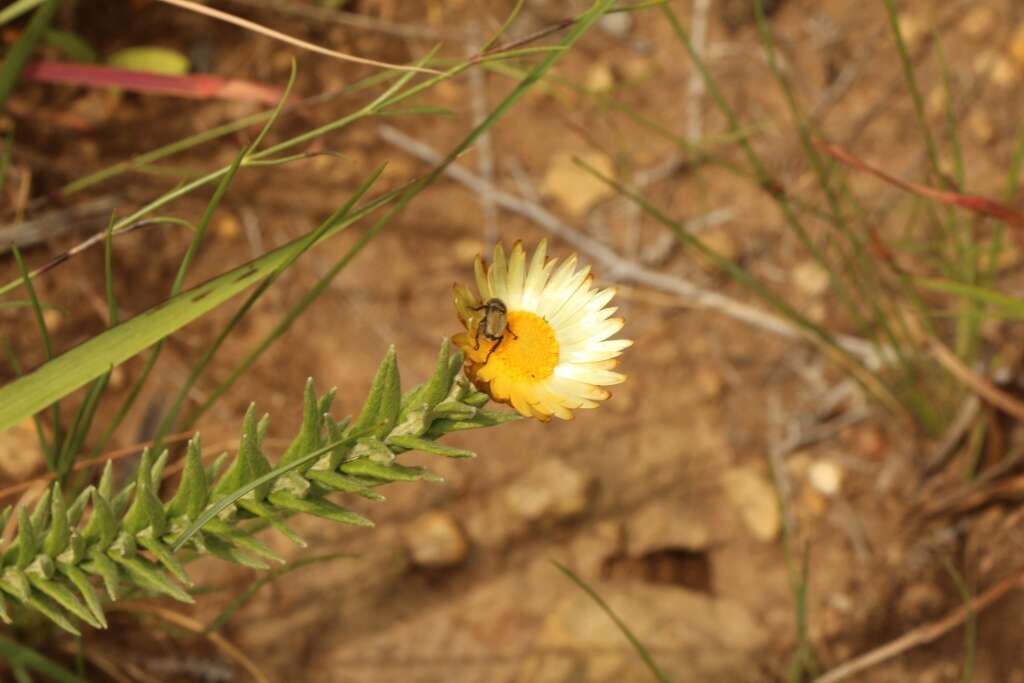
top-left (472, 297), bottom-right (517, 365)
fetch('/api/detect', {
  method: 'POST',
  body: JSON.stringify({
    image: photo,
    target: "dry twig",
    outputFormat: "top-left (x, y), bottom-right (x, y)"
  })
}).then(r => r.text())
top-left (814, 565), bottom-right (1024, 683)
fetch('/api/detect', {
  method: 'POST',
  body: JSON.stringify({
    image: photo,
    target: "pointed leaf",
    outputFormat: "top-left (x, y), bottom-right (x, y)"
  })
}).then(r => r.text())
top-left (279, 378), bottom-right (321, 470)
top-left (204, 535), bottom-right (269, 570)
top-left (317, 387), bottom-right (337, 417)
top-left (386, 435), bottom-right (475, 459)
top-left (81, 551), bottom-right (120, 601)
top-left (15, 508), bottom-right (38, 569)
top-left (66, 486), bottom-right (92, 527)
top-left (97, 460), bottom-right (114, 501)
top-left (27, 574), bottom-right (102, 628)
top-left (166, 435), bottom-right (209, 520)
top-left (426, 409), bottom-right (521, 437)
top-left (203, 518), bottom-right (283, 564)
top-left (111, 482), bottom-right (135, 517)
top-left (351, 346), bottom-right (400, 439)
top-left (42, 482), bottom-right (71, 557)
top-left (121, 448), bottom-right (167, 537)
top-left (29, 487), bottom-right (51, 534)
top-left (236, 499), bottom-right (306, 547)
top-left (307, 470), bottom-right (385, 501)
top-left (267, 491), bottom-right (373, 527)
top-left (0, 569), bottom-right (30, 601)
top-left (340, 459), bottom-right (442, 483)
top-left (137, 534), bottom-right (190, 585)
top-left (82, 490), bottom-right (117, 550)
top-left (150, 448), bottom-right (170, 487)
top-left (58, 564), bottom-right (106, 628)
top-left (26, 594), bottom-right (80, 636)
top-left (324, 416), bottom-right (353, 470)
top-left (114, 556), bottom-right (193, 603)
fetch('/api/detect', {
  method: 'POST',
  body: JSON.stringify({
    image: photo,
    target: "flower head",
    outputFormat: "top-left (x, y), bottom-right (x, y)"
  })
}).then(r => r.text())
top-left (452, 240), bottom-right (631, 420)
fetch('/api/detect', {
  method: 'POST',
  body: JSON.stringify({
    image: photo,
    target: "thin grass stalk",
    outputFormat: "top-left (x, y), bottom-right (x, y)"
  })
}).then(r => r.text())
top-left (881, 0), bottom-right (942, 180)
top-left (661, 5), bottom-right (868, 330)
top-left (12, 244), bottom-right (61, 467)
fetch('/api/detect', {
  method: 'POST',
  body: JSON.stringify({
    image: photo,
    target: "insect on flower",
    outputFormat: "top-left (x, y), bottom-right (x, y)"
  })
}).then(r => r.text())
top-left (453, 240), bottom-right (632, 421)
top-left (472, 297), bottom-right (518, 365)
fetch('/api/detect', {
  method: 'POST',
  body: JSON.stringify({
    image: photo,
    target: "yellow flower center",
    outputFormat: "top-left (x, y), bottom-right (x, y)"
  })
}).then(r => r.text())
top-left (479, 310), bottom-right (559, 382)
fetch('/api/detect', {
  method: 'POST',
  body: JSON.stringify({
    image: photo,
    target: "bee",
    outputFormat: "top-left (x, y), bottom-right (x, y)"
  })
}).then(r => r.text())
top-left (472, 297), bottom-right (517, 365)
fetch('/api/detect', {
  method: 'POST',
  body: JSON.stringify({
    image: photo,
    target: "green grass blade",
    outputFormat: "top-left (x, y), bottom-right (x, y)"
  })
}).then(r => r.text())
top-left (554, 562), bottom-right (672, 683)
top-left (0, 186), bottom-right (401, 433)
top-left (0, 0), bottom-right (60, 108)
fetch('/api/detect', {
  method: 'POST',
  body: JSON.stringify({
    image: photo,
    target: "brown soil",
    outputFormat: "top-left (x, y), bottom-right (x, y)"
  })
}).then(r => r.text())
top-left (3, 0), bottom-right (1024, 681)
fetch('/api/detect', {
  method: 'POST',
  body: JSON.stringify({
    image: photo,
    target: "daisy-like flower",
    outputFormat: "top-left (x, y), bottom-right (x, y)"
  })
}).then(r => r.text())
top-left (452, 240), bottom-right (631, 420)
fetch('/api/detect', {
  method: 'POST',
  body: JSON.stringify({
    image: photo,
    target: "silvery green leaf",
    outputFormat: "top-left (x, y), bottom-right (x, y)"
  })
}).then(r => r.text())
top-left (137, 532), bottom-right (190, 585)
top-left (1, 568), bottom-right (30, 601)
top-left (151, 448), bottom-right (170, 487)
top-left (280, 378), bottom-right (322, 470)
top-left (166, 435), bottom-right (208, 521)
top-left (66, 486), bottom-right (93, 527)
top-left (26, 594), bottom-right (79, 636)
top-left (426, 409), bottom-right (521, 437)
top-left (115, 556), bottom-right (193, 603)
top-left (352, 346), bottom-right (400, 440)
top-left (14, 508), bottom-right (37, 569)
top-left (82, 490), bottom-right (117, 551)
top-left (203, 518), bottom-right (283, 564)
top-left (267, 492), bottom-right (373, 527)
top-left (111, 482), bottom-right (135, 517)
top-left (213, 404), bottom-right (272, 501)
top-left (98, 460), bottom-right (114, 501)
top-left (29, 487), bottom-right (51, 536)
top-left (318, 386), bottom-right (337, 417)
top-left (323, 416), bottom-right (353, 470)
top-left (206, 452), bottom-right (229, 482)
top-left (204, 535), bottom-right (269, 570)
top-left (81, 551), bottom-right (120, 601)
top-left (0, 592), bottom-right (9, 624)
top-left (237, 499), bottom-right (306, 547)
top-left (42, 482), bottom-right (71, 558)
top-left (340, 459), bottom-right (442, 483)
top-left (386, 435), bottom-right (475, 459)
top-left (27, 573), bottom-right (102, 628)
top-left (121, 449), bottom-right (168, 537)
top-left (58, 564), bottom-right (106, 628)
top-left (307, 470), bottom-right (384, 501)
top-left (431, 400), bottom-right (477, 420)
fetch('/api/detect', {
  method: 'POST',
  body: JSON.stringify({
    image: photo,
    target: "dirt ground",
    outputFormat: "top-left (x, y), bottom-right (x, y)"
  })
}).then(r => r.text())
top-left (4, 0), bottom-right (1024, 681)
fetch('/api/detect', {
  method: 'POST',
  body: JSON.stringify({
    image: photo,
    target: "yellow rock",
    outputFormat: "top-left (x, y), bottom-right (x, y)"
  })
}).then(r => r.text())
top-left (721, 467), bottom-right (780, 542)
top-left (792, 260), bottom-right (830, 296)
top-left (962, 6), bottom-right (996, 39)
top-left (967, 109), bottom-right (995, 144)
top-left (1011, 22), bottom-right (1024, 64)
top-left (541, 151), bottom-right (615, 217)
top-left (586, 63), bottom-right (615, 93)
